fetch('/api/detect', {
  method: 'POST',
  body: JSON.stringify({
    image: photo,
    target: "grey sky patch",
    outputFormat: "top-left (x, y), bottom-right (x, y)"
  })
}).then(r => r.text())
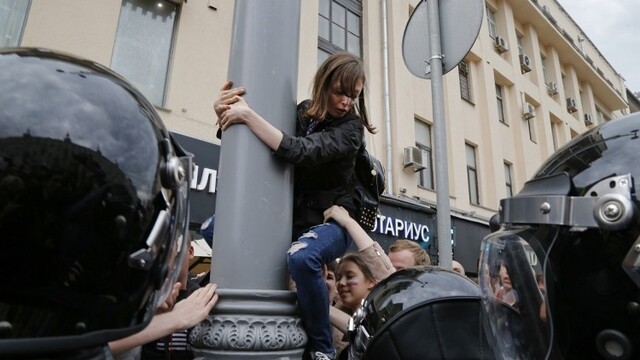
top-left (557, 0), bottom-right (640, 93)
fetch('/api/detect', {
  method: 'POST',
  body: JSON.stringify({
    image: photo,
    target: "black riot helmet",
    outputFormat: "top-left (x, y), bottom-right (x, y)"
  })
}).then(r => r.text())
top-left (349, 266), bottom-right (495, 360)
top-left (479, 113), bottom-right (640, 359)
top-left (0, 48), bottom-right (192, 357)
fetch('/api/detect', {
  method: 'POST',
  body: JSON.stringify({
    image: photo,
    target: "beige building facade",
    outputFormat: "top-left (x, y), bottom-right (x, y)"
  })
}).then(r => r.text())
top-left (2, 0), bottom-right (631, 271)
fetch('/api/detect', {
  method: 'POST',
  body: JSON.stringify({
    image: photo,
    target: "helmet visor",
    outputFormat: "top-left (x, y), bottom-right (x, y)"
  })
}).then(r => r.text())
top-left (146, 155), bottom-right (192, 308)
top-left (479, 227), bottom-right (555, 360)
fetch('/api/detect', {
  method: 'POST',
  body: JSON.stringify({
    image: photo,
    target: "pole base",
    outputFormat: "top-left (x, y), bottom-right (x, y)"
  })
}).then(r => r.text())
top-left (190, 289), bottom-right (307, 359)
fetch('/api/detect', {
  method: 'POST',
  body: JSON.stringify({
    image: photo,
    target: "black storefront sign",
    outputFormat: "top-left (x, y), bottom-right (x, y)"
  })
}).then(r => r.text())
top-left (171, 132), bottom-right (220, 225)
top-left (369, 199), bottom-right (490, 276)
top-left (450, 216), bottom-right (491, 277)
top-left (366, 199), bottom-right (436, 255)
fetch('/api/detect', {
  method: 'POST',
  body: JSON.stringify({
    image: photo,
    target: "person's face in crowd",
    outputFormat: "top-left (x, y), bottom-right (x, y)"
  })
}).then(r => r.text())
top-left (337, 260), bottom-right (375, 310)
top-left (452, 260), bottom-right (465, 276)
top-left (327, 79), bottom-right (362, 118)
top-left (388, 249), bottom-right (417, 270)
top-left (325, 269), bottom-right (338, 304)
top-left (499, 264), bottom-right (512, 291)
top-left (178, 244), bottom-right (195, 287)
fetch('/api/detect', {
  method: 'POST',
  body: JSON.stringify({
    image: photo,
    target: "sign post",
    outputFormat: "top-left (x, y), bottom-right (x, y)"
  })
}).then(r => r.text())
top-left (402, 0), bottom-right (483, 268)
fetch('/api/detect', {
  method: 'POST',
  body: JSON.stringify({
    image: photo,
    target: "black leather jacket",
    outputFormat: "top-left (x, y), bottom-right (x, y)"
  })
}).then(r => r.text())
top-left (274, 100), bottom-right (364, 236)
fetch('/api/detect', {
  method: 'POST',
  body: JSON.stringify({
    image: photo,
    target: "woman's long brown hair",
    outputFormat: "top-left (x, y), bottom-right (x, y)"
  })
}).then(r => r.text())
top-left (305, 52), bottom-right (376, 134)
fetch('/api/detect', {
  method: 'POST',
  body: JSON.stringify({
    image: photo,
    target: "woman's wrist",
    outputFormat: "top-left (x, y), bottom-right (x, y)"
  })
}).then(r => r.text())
top-left (343, 217), bottom-right (361, 232)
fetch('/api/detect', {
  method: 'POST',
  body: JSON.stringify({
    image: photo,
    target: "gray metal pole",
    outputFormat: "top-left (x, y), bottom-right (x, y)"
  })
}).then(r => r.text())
top-left (381, 0), bottom-right (394, 196)
top-left (427, 0), bottom-right (453, 268)
top-left (190, 1), bottom-right (305, 359)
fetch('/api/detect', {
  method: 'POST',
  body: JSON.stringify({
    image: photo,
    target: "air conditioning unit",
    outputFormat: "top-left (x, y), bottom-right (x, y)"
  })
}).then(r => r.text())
top-left (403, 146), bottom-right (426, 172)
top-left (566, 97), bottom-right (578, 113)
top-left (546, 81), bottom-right (558, 96)
top-left (584, 113), bottom-right (594, 125)
top-left (494, 36), bottom-right (509, 54)
top-left (519, 54), bottom-right (532, 73)
top-left (522, 102), bottom-right (535, 120)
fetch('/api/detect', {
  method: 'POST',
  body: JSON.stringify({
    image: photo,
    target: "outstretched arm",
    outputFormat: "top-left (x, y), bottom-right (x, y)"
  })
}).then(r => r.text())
top-left (108, 283), bottom-right (218, 355)
top-left (324, 205), bottom-right (395, 281)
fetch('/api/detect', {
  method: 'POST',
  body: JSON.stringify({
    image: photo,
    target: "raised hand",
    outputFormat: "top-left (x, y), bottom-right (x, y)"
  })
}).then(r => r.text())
top-left (171, 283), bottom-right (219, 329)
top-left (323, 205), bottom-right (353, 227)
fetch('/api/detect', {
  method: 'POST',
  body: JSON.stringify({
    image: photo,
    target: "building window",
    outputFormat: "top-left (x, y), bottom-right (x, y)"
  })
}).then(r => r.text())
top-left (541, 54), bottom-right (548, 83)
top-left (486, 6), bottom-right (497, 38)
top-left (415, 120), bottom-right (434, 190)
top-left (318, 0), bottom-right (362, 60)
top-left (570, 128), bottom-right (579, 139)
top-left (0, 0), bottom-right (30, 47)
top-left (516, 34), bottom-right (524, 55)
top-left (496, 84), bottom-right (506, 124)
top-left (551, 119), bottom-right (560, 151)
top-left (111, 0), bottom-right (178, 106)
top-left (527, 113), bottom-right (537, 143)
top-left (596, 107), bottom-right (610, 124)
top-left (459, 60), bottom-right (472, 102)
top-left (596, 109), bottom-right (604, 124)
top-left (466, 143), bottom-right (479, 205)
top-left (504, 162), bottom-right (513, 197)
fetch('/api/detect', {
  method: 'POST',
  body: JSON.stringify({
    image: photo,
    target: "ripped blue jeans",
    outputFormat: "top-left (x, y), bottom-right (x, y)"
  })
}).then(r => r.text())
top-left (287, 222), bottom-right (352, 356)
